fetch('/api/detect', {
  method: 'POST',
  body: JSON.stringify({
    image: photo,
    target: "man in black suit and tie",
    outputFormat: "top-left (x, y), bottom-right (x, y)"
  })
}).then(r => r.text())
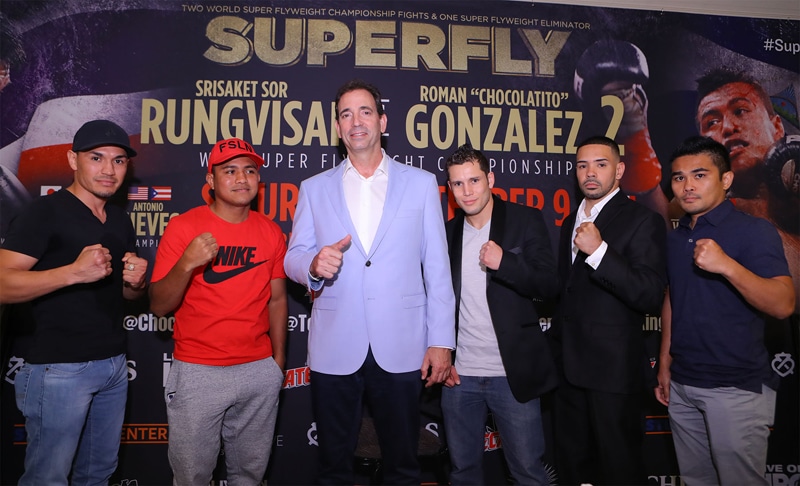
top-left (551, 136), bottom-right (667, 485)
top-left (442, 144), bottom-right (558, 485)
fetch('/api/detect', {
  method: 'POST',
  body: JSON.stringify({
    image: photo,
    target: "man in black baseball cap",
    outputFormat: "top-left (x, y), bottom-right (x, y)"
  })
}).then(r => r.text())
top-left (0, 118), bottom-right (147, 484)
top-left (72, 119), bottom-right (137, 157)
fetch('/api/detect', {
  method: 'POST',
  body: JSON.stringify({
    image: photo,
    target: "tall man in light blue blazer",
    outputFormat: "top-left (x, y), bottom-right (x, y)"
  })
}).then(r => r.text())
top-left (284, 79), bottom-right (456, 484)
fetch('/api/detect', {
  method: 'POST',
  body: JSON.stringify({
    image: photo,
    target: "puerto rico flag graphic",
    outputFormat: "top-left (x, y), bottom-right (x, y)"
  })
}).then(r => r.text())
top-left (151, 186), bottom-right (172, 201)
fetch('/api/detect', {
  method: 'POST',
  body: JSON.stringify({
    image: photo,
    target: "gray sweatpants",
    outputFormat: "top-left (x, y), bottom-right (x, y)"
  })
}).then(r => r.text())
top-left (165, 357), bottom-right (283, 486)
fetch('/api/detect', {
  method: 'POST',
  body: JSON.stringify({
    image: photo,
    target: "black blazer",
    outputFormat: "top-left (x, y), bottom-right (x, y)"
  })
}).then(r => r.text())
top-left (446, 196), bottom-right (558, 403)
top-left (551, 191), bottom-right (666, 394)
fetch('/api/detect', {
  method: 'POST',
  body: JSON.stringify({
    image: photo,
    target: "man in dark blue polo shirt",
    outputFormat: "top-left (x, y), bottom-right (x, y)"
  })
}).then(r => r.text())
top-left (655, 136), bottom-right (795, 485)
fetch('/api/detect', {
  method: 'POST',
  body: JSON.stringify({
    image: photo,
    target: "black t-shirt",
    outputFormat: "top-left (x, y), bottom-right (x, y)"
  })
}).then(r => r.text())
top-left (3, 189), bottom-right (135, 363)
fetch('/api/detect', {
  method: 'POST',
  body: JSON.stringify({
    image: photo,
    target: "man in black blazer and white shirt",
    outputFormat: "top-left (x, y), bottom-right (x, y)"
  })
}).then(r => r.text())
top-left (551, 136), bottom-right (666, 485)
top-left (443, 144), bottom-right (558, 485)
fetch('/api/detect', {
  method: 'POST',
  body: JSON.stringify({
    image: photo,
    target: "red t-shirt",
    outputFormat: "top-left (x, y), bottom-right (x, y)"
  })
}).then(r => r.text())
top-left (152, 205), bottom-right (287, 365)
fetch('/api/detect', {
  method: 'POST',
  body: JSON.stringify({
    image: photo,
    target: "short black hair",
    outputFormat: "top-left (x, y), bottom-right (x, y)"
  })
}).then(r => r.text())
top-left (696, 68), bottom-right (775, 117)
top-left (334, 79), bottom-right (384, 119)
top-left (577, 135), bottom-right (620, 159)
top-left (669, 136), bottom-right (731, 177)
top-left (445, 144), bottom-right (490, 179)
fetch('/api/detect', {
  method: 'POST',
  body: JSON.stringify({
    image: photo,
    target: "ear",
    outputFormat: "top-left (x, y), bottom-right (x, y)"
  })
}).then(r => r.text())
top-left (67, 150), bottom-right (78, 171)
top-left (487, 171), bottom-right (495, 189)
top-left (379, 113), bottom-right (387, 133)
top-left (206, 171), bottom-right (215, 190)
top-left (772, 114), bottom-right (785, 139)
top-left (722, 170), bottom-right (734, 191)
top-left (616, 161), bottom-right (626, 180)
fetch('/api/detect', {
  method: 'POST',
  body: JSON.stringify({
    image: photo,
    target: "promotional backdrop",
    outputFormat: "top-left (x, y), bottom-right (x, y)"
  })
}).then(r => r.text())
top-left (1, 1), bottom-right (798, 484)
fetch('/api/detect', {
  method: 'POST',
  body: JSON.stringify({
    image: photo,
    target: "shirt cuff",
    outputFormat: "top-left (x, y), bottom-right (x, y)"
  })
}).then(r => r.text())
top-left (308, 271), bottom-right (324, 291)
top-left (585, 241), bottom-right (608, 270)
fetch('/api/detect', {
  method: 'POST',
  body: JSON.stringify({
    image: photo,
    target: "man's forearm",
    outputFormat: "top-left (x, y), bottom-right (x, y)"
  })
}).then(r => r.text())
top-left (148, 267), bottom-right (193, 317)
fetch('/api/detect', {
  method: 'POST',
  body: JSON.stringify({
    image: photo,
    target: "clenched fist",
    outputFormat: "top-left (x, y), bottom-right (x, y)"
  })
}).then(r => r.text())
top-left (574, 222), bottom-right (603, 256)
top-left (182, 232), bottom-right (218, 271)
top-left (479, 240), bottom-right (503, 271)
top-left (122, 252), bottom-right (148, 289)
top-left (693, 239), bottom-right (731, 275)
top-left (71, 244), bottom-right (113, 283)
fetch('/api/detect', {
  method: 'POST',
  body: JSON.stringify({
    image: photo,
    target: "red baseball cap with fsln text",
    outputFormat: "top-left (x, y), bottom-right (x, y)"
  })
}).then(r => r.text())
top-left (208, 138), bottom-right (265, 172)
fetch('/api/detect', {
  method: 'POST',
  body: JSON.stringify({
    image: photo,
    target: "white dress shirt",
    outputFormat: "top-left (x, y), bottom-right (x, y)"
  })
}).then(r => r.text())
top-left (342, 154), bottom-right (389, 254)
top-left (571, 188), bottom-right (620, 268)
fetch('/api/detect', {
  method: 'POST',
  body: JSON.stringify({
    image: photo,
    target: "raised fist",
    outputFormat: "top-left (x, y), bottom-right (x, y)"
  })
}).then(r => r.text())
top-left (574, 40), bottom-right (649, 110)
top-left (764, 135), bottom-right (800, 233)
top-left (765, 135), bottom-right (800, 198)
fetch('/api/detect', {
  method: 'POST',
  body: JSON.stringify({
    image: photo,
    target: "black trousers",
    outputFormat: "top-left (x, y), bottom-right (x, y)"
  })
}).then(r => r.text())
top-left (553, 381), bottom-right (647, 486)
top-left (311, 348), bottom-right (423, 485)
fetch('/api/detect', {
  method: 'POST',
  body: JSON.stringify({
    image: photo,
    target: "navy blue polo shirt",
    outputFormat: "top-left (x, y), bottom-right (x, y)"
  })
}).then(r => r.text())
top-left (667, 200), bottom-right (789, 392)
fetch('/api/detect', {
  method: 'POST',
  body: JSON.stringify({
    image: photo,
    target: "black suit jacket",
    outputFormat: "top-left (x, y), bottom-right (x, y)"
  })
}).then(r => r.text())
top-left (446, 196), bottom-right (558, 403)
top-left (552, 191), bottom-right (666, 394)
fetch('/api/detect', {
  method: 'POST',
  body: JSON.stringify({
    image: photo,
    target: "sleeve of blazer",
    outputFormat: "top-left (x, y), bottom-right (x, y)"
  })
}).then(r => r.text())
top-left (493, 206), bottom-right (558, 301)
top-left (419, 173), bottom-right (456, 349)
top-left (590, 208), bottom-right (667, 315)
top-left (284, 180), bottom-right (318, 289)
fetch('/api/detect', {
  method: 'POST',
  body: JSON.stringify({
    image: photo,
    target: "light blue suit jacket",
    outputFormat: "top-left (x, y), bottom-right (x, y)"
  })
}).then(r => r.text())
top-left (285, 152), bottom-right (456, 375)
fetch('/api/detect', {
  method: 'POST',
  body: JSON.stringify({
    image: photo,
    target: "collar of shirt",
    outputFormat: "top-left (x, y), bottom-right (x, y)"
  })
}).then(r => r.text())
top-left (678, 198), bottom-right (734, 231)
top-left (464, 216), bottom-right (491, 235)
top-left (342, 151), bottom-right (389, 181)
top-left (575, 187), bottom-right (620, 226)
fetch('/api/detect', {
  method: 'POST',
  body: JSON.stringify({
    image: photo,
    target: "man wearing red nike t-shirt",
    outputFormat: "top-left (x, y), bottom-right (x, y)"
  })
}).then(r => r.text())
top-left (150, 138), bottom-right (287, 485)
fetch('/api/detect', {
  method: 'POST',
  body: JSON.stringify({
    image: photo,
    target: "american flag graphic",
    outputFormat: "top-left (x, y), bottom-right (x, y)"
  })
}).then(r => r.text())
top-left (128, 186), bottom-right (149, 200)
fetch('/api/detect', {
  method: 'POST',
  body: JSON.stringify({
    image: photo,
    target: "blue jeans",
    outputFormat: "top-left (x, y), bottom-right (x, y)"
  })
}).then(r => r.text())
top-left (442, 375), bottom-right (547, 485)
top-left (14, 354), bottom-right (128, 486)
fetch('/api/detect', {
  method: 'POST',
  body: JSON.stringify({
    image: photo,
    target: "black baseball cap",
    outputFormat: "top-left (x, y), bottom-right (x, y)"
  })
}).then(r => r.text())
top-left (72, 119), bottom-right (137, 157)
